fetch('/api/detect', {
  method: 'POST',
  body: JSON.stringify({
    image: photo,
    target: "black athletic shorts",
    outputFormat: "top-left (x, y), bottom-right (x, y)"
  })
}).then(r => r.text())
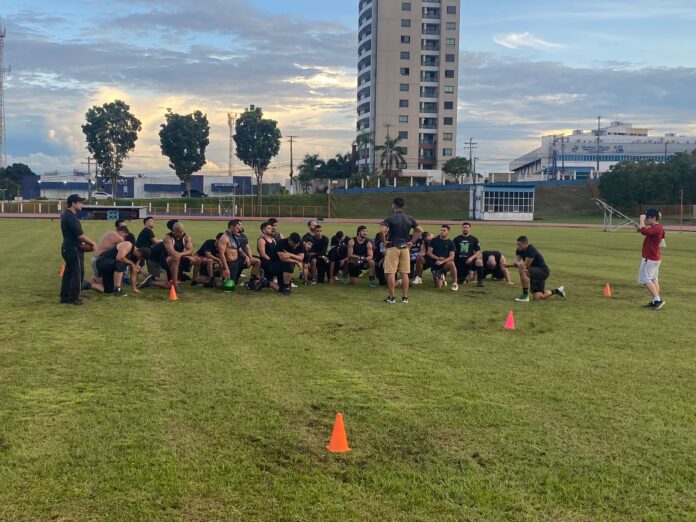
top-left (484, 266), bottom-right (505, 280)
top-left (96, 257), bottom-right (127, 293)
top-left (270, 261), bottom-right (295, 278)
top-left (528, 266), bottom-right (550, 293)
top-left (348, 260), bottom-right (369, 278)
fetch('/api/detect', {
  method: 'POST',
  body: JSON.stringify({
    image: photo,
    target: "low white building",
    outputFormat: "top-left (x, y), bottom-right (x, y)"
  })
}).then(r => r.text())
top-left (510, 122), bottom-right (696, 180)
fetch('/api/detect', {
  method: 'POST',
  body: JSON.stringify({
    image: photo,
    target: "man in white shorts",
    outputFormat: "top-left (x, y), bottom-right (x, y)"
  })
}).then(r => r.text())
top-left (637, 208), bottom-right (666, 310)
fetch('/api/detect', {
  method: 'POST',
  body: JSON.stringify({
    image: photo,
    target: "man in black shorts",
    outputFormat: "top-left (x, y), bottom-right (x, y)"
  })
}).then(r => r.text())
top-left (257, 221), bottom-right (277, 279)
top-left (268, 217), bottom-right (283, 241)
top-left (229, 220), bottom-right (261, 283)
top-left (136, 216), bottom-right (162, 284)
top-left (427, 225), bottom-right (458, 291)
top-left (191, 232), bottom-right (222, 287)
top-left (162, 222), bottom-right (196, 292)
top-left (453, 222), bottom-right (484, 286)
top-left (347, 225), bottom-right (376, 287)
top-left (481, 251), bottom-right (514, 285)
top-left (514, 236), bottom-right (565, 302)
top-left (96, 241), bottom-right (151, 297)
top-left (269, 232), bottom-right (305, 295)
top-left (328, 232), bottom-right (349, 285)
top-left (302, 219), bottom-right (318, 243)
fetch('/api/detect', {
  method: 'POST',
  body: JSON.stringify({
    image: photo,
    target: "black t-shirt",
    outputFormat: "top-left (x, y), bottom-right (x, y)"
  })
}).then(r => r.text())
top-left (272, 239), bottom-right (302, 262)
top-left (302, 232), bottom-right (314, 244)
top-left (481, 251), bottom-right (502, 265)
top-left (410, 238), bottom-right (422, 260)
top-left (330, 235), bottom-right (342, 248)
top-left (196, 239), bottom-right (218, 258)
top-left (60, 209), bottom-right (83, 247)
top-left (136, 227), bottom-right (155, 249)
top-left (311, 236), bottom-right (329, 256)
top-left (516, 244), bottom-right (547, 269)
top-left (453, 234), bottom-right (481, 259)
top-left (381, 211), bottom-right (418, 247)
top-left (430, 237), bottom-right (455, 259)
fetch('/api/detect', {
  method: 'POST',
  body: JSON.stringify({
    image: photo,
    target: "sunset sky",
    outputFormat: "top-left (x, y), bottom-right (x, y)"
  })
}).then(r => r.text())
top-left (2, 0), bottom-right (696, 178)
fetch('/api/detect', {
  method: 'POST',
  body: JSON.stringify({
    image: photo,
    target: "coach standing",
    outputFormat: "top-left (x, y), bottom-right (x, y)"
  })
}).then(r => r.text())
top-left (60, 194), bottom-right (96, 305)
top-left (381, 197), bottom-right (423, 304)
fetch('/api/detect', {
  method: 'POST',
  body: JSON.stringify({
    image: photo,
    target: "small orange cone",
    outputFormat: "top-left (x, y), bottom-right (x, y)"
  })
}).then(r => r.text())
top-left (603, 283), bottom-right (612, 298)
top-left (169, 284), bottom-right (179, 301)
top-left (504, 311), bottom-right (516, 330)
top-left (327, 413), bottom-right (351, 453)
top-left (59, 264), bottom-right (65, 277)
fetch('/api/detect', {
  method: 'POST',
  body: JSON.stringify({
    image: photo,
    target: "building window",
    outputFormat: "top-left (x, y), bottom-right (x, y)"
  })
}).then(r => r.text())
top-left (399, 115), bottom-right (409, 123)
top-left (398, 131), bottom-right (409, 140)
top-left (401, 19), bottom-right (411, 27)
top-left (446, 54), bottom-right (456, 62)
top-left (446, 5), bottom-right (457, 14)
top-left (443, 133), bottom-right (453, 141)
top-left (401, 35), bottom-right (411, 44)
top-left (444, 117), bottom-right (453, 125)
top-left (400, 67), bottom-right (410, 76)
top-left (445, 70), bottom-right (455, 78)
top-left (400, 83), bottom-right (410, 92)
top-left (446, 22), bottom-right (457, 30)
top-left (402, 2), bottom-right (412, 10)
top-left (399, 99), bottom-right (409, 107)
top-left (444, 86), bottom-right (455, 94)
top-left (401, 51), bottom-right (410, 59)
top-left (444, 101), bottom-right (454, 110)
top-left (443, 148), bottom-right (453, 156)
top-left (446, 38), bottom-right (456, 46)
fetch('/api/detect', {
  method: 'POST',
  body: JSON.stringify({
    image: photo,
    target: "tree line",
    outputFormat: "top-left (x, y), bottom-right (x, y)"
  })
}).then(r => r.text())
top-left (82, 100), bottom-right (281, 207)
top-left (599, 151), bottom-right (696, 209)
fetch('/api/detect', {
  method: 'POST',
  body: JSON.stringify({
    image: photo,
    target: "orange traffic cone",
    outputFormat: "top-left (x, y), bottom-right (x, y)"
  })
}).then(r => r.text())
top-left (169, 284), bottom-right (179, 301)
top-left (59, 264), bottom-right (65, 277)
top-left (603, 283), bottom-right (612, 298)
top-left (504, 311), bottom-right (516, 330)
top-left (327, 413), bottom-right (351, 453)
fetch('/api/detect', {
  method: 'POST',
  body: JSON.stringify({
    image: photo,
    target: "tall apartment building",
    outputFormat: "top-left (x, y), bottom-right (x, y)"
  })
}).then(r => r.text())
top-left (356, 0), bottom-right (461, 173)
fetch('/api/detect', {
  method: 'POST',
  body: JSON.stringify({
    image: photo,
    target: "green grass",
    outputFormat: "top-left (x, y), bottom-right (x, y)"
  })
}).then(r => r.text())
top-left (0, 218), bottom-right (694, 521)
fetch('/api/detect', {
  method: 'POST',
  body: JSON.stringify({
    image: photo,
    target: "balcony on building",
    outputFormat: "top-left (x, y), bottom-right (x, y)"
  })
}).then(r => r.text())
top-left (423, 7), bottom-right (441, 19)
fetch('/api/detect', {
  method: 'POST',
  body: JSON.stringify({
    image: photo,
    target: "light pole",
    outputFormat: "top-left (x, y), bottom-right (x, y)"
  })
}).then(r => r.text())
top-left (596, 116), bottom-right (602, 178)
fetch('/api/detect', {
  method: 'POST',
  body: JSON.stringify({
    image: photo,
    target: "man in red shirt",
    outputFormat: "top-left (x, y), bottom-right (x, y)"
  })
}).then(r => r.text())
top-left (637, 208), bottom-right (666, 310)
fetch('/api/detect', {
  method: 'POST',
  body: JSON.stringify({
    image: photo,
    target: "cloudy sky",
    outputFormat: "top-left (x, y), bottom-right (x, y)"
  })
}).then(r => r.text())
top-left (2, 0), bottom-right (696, 178)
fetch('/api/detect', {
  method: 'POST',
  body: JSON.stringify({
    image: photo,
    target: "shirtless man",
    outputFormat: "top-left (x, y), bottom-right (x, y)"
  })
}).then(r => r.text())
top-left (162, 222), bottom-right (197, 292)
top-left (218, 220), bottom-right (249, 284)
top-left (95, 241), bottom-right (151, 297)
top-left (88, 225), bottom-right (130, 291)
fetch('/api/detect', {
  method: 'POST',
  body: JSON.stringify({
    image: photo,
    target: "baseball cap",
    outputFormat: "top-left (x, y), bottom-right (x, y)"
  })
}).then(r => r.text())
top-left (67, 194), bottom-right (85, 206)
top-left (645, 208), bottom-right (660, 218)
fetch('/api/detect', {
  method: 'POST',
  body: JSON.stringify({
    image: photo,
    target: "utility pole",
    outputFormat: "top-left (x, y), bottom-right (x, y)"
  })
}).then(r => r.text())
top-left (467, 137), bottom-right (478, 219)
top-left (596, 116), bottom-right (602, 178)
top-left (81, 157), bottom-right (94, 201)
top-left (287, 135), bottom-right (298, 193)
top-left (560, 134), bottom-right (566, 180)
top-left (0, 22), bottom-right (11, 169)
top-left (227, 112), bottom-right (237, 177)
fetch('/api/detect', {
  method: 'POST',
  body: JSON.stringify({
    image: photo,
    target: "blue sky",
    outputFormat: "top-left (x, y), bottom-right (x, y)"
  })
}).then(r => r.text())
top-left (2, 0), bottom-right (696, 176)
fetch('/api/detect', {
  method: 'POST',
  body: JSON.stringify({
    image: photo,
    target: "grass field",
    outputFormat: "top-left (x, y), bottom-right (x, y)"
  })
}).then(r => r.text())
top-left (0, 218), bottom-right (694, 521)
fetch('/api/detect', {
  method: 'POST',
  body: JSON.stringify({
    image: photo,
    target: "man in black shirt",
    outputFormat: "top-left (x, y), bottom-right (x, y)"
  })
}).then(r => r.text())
top-left (427, 225), bottom-right (458, 290)
top-left (514, 236), bottom-right (566, 302)
top-left (481, 251), bottom-right (514, 285)
top-left (136, 216), bottom-right (162, 282)
top-left (269, 233), bottom-right (305, 295)
top-left (309, 224), bottom-right (329, 283)
top-left (380, 197), bottom-right (423, 304)
top-left (302, 219), bottom-right (318, 244)
top-left (453, 222), bottom-right (484, 287)
top-left (268, 217), bottom-right (284, 241)
top-left (60, 194), bottom-right (96, 305)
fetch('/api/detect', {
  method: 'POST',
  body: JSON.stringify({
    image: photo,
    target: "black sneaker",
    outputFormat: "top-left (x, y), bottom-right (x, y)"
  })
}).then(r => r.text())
top-left (202, 280), bottom-right (216, 288)
top-left (384, 296), bottom-right (396, 304)
top-left (644, 301), bottom-right (656, 308)
top-left (113, 289), bottom-right (127, 298)
top-left (81, 280), bottom-right (92, 291)
top-left (555, 286), bottom-right (567, 300)
top-left (191, 281), bottom-right (200, 287)
top-left (137, 274), bottom-right (154, 289)
top-left (402, 297), bottom-right (409, 304)
top-left (653, 300), bottom-right (665, 310)
top-left (477, 280), bottom-right (484, 288)
top-left (281, 287), bottom-right (292, 296)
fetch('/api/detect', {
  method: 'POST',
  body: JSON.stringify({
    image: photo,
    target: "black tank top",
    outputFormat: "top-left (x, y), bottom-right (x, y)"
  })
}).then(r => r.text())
top-left (260, 237), bottom-right (276, 260)
top-left (168, 233), bottom-right (186, 253)
top-left (353, 238), bottom-right (369, 257)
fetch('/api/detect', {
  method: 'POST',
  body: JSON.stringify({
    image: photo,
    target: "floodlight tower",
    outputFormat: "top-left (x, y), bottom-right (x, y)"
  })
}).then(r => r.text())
top-left (0, 21), bottom-right (9, 169)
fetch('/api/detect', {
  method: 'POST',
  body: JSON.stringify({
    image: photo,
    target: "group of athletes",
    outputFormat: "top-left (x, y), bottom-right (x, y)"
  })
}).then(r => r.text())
top-left (60, 195), bottom-right (664, 308)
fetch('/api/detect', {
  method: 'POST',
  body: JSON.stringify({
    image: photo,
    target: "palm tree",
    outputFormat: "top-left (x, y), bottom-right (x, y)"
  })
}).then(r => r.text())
top-left (375, 135), bottom-right (406, 179)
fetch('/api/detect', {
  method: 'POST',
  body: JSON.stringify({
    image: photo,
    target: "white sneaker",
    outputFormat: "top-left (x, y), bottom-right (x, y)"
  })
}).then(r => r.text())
top-left (451, 283), bottom-right (459, 291)
top-left (291, 282), bottom-right (298, 288)
top-left (412, 276), bottom-right (423, 285)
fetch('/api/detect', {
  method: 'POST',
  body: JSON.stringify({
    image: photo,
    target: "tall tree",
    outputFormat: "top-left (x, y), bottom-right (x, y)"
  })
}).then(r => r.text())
top-left (82, 100), bottom-right (141, 198)
top-left (375, 135), bottom-right (406, 178)
top-left (324, 153), bottom-right (352, 179)
top-left (442, 157), bottom-right (471, 184)
top-left (298, 154), bottom-right (326, 194)
top-left (159, 109), bottom-right (210, 196)
top-left (234, 105), bottom-right (281, 208)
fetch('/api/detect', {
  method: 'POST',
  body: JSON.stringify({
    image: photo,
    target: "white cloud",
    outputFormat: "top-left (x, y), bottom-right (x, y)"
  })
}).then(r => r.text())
top-left (494, 32), bottom-right (564, 50)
